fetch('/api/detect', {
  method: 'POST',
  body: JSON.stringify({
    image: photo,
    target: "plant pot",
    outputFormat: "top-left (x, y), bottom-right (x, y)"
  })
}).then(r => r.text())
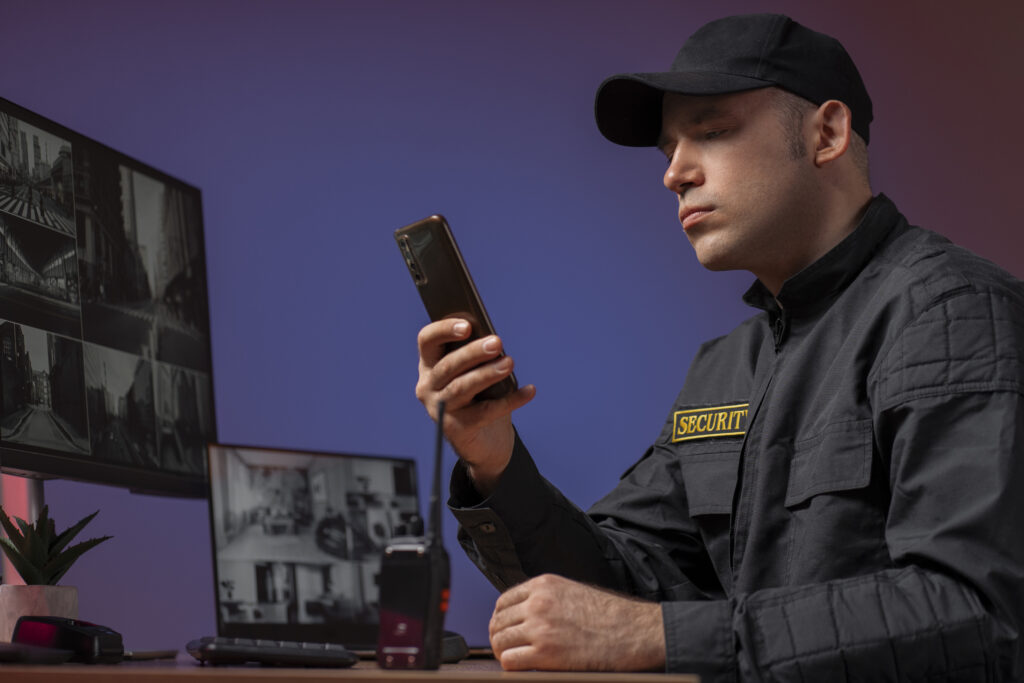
top-left (0, 584), bottom-right (77, 642)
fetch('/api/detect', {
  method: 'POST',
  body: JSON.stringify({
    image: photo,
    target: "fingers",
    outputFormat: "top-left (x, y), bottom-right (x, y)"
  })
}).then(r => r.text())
top-left (416, 319), bottom-right (470, 367)
top-left (489, 594), bottom-right (532, 668)
top-left (489, 581), bottom-right (563, 672)
top-left (490, 590), bottom-right (527, 641)
top-left (452, 383), bottom-right (536, 434)
top-left (418, 352), bottom-right (517, 417)
top-left (416, 319), bottom-right (520, 414)
top-left (413, 319), bottom-right (534, 472)
top-left (489, 575), bottom-right (556, 646)
top-left (499, 383), bottom-right (537, 413)
top-left (489, 575), bottom-right (667, 672)
top-left (489, 610), bottom-right (527, 649)
top-left (493, 581), bottom-right (531, 613)
top-left (433, 346), bottom-right (512, 410)
top-left (428, 333), bottom-right (503, 386)
top-left (497, 645), bottom-right (543, 672)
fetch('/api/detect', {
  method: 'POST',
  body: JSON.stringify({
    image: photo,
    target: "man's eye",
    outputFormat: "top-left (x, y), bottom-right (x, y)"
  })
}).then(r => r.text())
top-left (704, 129), bottom-right (726, 140)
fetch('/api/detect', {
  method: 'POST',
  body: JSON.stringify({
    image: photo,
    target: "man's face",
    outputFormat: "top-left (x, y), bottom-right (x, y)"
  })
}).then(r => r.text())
top-left (659, 88), bottom-right (820, 290)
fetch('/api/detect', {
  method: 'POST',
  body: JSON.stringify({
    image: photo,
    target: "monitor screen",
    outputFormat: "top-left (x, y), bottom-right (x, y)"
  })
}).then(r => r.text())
top-left (207, 444), bottom-right (420, 649)
top-left (0, 96), bottom-right (215, 497)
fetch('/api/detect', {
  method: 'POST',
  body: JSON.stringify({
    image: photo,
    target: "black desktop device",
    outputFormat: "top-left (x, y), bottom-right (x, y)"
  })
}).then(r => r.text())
top-left (0, 96), bottom-right (216, 498)
top-left (12, 616), bottom-right (124, 664)
top-left (376, 401), bottom-right (451, 669)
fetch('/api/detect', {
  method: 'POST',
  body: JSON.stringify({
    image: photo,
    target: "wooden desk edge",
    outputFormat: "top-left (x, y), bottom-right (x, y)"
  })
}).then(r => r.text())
top-left (0, 658), bottom-right (699, 683)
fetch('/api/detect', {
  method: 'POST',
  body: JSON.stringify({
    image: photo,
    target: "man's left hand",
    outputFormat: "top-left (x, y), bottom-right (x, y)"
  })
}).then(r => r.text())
top-left (488, 573), bottom-right (666, 671)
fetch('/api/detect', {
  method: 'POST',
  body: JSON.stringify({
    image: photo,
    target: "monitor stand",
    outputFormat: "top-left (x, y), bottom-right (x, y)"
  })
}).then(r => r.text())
top-left (0, 475), bottom-right (45, 585)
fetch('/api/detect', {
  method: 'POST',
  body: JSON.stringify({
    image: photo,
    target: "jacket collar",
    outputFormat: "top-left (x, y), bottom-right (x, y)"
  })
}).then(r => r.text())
top-left (743, 194), bottom-right (903, 314)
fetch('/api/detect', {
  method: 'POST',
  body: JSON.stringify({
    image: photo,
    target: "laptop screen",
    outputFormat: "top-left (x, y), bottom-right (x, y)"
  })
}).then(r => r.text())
top-left (206, 444), bottom-right (419, 649)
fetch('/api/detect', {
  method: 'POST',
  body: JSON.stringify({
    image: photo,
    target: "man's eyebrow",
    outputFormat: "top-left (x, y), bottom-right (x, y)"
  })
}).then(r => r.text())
top-left (686, 103), bottom-right (726, 125)
top-left (658, 102), bottom-right (731, 150)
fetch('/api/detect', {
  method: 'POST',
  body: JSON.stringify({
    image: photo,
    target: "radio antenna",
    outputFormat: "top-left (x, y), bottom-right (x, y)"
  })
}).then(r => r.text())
top-left (427, 400), bottom-right (445, 549)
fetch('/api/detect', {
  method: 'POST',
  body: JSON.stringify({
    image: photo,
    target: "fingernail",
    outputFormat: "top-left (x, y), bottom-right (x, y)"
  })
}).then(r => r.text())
top-left (496, 357), bottom-right (512, 373)
top-left (482, 336), bottom-right (499, 353)
top-left (453, 321), bottom-right (469, 335)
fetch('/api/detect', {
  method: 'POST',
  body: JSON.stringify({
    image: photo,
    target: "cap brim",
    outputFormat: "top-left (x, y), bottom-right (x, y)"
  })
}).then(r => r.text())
top-left (594, 72), bottom-right (774, 147)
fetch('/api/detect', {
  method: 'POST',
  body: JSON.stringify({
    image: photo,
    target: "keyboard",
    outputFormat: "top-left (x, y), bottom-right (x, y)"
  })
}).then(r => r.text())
top-left (185, 636), bottom-right (358, 668)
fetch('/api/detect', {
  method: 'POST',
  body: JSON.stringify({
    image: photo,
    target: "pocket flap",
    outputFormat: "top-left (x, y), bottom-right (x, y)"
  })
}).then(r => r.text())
top-left (679, 446), bottom-right (741, 516)
top-left (784, 419), bottom-right (873, 508)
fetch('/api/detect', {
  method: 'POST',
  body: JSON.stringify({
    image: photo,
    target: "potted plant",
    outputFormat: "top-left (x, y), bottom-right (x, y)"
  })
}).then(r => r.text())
top-left (0, 505), bottom-right (112, 641)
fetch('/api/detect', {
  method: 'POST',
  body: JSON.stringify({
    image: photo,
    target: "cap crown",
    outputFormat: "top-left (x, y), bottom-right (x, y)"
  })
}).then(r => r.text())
top-left (595, 13), bottom-right (873, 146)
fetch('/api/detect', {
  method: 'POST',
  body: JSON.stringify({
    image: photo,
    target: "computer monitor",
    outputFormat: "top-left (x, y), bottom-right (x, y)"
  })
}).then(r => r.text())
top-left (0, 96), bottom-right (215, 498)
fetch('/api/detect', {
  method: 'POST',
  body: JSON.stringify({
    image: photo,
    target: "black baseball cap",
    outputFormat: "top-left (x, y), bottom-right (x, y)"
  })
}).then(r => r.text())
top-left (594, 13), bottom-right (872, 146)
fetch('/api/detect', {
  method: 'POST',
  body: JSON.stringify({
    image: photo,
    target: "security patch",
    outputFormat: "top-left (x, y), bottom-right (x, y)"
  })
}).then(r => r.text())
top-left (672, 403), bottom-right (749, 443)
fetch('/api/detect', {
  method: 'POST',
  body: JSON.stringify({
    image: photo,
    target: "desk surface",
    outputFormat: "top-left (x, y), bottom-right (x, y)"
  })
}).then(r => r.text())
top-left (0, 655), bottom-right (698, 682)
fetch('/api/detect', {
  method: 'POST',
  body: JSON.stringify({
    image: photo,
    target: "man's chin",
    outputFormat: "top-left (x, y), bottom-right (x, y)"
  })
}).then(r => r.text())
top-left (692, 250), bottom-right (742, 273)
top-left (688, 236), bottom-right (737, 272)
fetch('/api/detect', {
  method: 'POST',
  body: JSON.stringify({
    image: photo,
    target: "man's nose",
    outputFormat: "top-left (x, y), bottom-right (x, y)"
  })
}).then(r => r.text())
top-left (663, 148), bottom-right (702, 194)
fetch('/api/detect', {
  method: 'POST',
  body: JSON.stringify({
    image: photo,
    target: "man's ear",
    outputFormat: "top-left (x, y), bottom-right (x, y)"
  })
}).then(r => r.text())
top-left (811, 100), bottom-right (852, 167)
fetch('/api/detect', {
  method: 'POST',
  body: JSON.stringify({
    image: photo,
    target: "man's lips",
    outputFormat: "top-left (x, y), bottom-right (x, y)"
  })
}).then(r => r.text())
top-left (680, 207), bottom-right (713, 230)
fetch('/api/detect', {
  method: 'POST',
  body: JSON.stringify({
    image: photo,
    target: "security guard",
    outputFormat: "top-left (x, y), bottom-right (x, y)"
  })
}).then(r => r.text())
top-left (414, 14), bottom-right (1024, 681)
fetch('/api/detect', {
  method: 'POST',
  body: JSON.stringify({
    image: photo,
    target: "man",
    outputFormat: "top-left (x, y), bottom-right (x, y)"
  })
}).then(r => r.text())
top-left (414, 14), bottom-right (1024, 681)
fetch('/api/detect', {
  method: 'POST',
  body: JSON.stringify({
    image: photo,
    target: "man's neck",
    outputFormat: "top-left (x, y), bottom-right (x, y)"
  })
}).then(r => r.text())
top-left (759, 190), bottom-right (873, 296)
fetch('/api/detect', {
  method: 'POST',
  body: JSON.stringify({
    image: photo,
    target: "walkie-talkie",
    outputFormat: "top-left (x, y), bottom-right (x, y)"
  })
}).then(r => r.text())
top-left (377, 401), bottom-right (450, 669)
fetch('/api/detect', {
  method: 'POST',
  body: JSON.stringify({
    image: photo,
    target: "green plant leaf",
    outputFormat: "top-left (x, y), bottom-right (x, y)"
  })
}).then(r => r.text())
top-left (14, 517), bottom-right (32, 538)
top-left (0, 507), bottom-right (111, 585)
top-left (0, 506), bottom-right (26, 550)
top-left (50, 510), bottom-right (100, 556)
top-left (0, 536), bottom-right (26, 570)
top-left (0, 536), bottom-right (45, 585)
top-left (42, 535), bottom-right (113, 585)
top-left (35, 506), bottom-right (53, 548)
top-left (23, 526), bottom-right (49, 572)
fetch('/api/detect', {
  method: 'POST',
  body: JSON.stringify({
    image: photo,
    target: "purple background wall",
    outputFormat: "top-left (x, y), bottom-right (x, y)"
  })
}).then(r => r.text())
top-left (1, 0), bottom-right (1021, 650)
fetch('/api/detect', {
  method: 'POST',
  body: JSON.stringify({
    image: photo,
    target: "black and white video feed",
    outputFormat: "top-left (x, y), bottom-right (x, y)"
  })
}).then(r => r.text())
top-left (0, 113), bottom-right (75, 236)
top-left (83, 342), bottom-right (157, 467)
top-left (77, 164), bottom-right (209, 372)
top-left (210, 447), bottom-right (419, 627)
top-left (0, 213), bottom-right (81, 338)
top-left (154, 362), bottom-right (213, 475)
top-left (0, 321), bottom-right (88, 454)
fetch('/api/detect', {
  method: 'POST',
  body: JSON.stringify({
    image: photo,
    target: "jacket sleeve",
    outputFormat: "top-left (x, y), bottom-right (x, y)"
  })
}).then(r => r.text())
top-left (449, 431), bottom-right (719, 600)
top-left (450, 290), bottom-right (1024, 681)
top-left (451, 405), bottom-right (1024, 681)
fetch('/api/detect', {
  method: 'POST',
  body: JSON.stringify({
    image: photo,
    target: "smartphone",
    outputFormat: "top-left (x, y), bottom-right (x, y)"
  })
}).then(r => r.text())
top-left (395, 215), bottom-right (517, 401)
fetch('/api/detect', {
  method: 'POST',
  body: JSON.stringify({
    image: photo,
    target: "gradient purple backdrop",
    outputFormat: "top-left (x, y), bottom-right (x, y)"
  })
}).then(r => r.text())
top-left (1, 0), bottom-right (1021, 650)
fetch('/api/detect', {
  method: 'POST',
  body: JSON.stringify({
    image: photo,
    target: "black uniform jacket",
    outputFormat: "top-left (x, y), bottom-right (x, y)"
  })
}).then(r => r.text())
top-left (449, 195), bottom-right (1024, 682)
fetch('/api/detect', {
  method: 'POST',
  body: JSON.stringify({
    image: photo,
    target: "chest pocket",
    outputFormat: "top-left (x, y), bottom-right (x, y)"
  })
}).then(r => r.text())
top-left (676, 439), bottom-right (743, 517)
top-left (782, 418), bottom-right (886, 581)
top-left (784, 418), bottom-right (873, 508)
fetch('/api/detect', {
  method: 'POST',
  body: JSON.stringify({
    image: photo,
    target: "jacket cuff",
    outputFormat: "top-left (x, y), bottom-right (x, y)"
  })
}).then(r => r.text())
top-left (662, 599), bottom-right (736, 682)
top-left (447, 431), bottom-right (538, 591)
top-left (448, 430), bottom-right (550, 525)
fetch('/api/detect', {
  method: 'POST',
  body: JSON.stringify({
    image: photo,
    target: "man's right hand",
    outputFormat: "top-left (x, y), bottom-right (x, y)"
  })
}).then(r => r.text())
top-left (415, 318), bottom-right (536, 496)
